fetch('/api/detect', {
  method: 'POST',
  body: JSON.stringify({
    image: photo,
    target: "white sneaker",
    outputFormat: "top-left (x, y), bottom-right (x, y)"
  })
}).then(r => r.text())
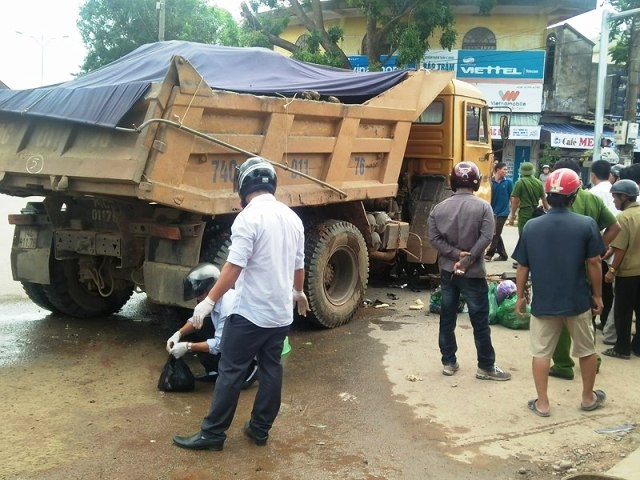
top-left (476, 365), bottom-right (511, 381)
top-left (442, 362), bottom-right (459, 376)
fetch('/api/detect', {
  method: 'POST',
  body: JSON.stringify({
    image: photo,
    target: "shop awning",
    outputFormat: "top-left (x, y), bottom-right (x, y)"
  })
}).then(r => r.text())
top-left (540, 123), bottom-right (614, 150)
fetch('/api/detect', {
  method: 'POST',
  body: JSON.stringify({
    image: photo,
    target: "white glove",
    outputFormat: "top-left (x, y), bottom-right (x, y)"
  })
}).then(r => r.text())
top-left (192, 297), bottom-right (215, 329)
top-left (166, 331), bottom-right (181, 353)
top-left (293, 289), bottom-right (310, 317)
top-left (170, 342), bottom-right (189, 359)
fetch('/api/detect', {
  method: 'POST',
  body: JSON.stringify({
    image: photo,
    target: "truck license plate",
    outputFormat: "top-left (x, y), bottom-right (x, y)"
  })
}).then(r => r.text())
top-left (18, 228), bottom-right (38, 249)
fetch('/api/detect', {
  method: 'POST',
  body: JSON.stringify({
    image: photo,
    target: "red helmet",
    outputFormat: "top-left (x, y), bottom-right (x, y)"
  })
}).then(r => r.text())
top-left (450, 161), bottom-right (481, 192)
top-left (545, 168), bottom-right (581, 195)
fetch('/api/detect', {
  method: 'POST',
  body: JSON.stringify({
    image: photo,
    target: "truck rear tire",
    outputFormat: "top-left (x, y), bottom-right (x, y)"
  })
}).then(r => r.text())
top-left (304, 220), bottom-right (369, 328)
top-left (21, 282), bottom-right (60, 313)
top-left (42, 258), bottom-right (134, 318)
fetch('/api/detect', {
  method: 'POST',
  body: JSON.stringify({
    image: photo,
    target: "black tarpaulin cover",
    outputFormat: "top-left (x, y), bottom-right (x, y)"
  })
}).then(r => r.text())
top-left (0, 41), bottom-right (409, 128)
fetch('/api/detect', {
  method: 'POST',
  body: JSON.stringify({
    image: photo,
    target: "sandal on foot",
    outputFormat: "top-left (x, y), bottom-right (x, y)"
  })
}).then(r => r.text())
top-left (602, 348), bottom-right (630, 360)
top-left (527, 399), bottom-right (550, 417)
top-left (581, 389), bottom-right (606, 411)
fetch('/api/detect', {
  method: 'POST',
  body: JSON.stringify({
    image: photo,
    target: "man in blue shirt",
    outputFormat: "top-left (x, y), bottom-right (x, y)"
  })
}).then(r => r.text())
top-left (485, 162), bottom-right (513, 261)
top-left (513, 168), bottom-right (605, 417)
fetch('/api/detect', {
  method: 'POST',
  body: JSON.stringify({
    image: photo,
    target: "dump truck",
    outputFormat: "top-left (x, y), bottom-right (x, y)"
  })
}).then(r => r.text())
top-left (0, 42), bottom-right (493, 328)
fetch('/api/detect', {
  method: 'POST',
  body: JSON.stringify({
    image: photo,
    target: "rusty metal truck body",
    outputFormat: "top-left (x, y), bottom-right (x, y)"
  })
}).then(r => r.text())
top-left (0, 43), bottom-right (492, 327)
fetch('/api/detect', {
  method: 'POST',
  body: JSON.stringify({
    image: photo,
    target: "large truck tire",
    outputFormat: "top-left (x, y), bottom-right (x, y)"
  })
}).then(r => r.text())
top-left (304, 220), bottom-right (369, 328)
top-left (200, 223), bottom-right (232, 269)
top-left (21, 282), bottom-right (60, 314)
top-left (42, 258), bottom-right (134, 318)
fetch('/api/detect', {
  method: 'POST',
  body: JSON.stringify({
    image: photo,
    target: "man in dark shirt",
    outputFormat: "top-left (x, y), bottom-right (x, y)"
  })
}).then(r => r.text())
top-left (485, 162), bottom-right (513, 261)
top-left (428, 161), bottom-right (511, 381)
top-left (513, 168), bottom-right (605, 417)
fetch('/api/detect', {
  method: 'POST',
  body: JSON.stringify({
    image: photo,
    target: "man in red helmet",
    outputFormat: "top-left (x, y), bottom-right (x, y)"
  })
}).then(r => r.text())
top-left (428, 161), bottom-right (511, 381)
top-left (513, 168), bottom-right (606, 417)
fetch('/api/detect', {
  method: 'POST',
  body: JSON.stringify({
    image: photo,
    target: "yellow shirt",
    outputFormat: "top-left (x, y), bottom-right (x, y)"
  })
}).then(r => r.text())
top-left (610, 202), bottom-right (640, 277)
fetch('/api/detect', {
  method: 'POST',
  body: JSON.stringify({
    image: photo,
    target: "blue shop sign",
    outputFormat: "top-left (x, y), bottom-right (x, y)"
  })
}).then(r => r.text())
top-left (348, 55), bottom-right (415, 72)
top-left (457, 50), bottom-right (545, 80)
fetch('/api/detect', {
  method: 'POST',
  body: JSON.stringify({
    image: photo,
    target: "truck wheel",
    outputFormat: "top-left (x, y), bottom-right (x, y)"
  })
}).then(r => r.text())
top-left (42, 258), bottom-right (134, 318)
top-left (304, 220), bottom-right (369, 328)
top-left (21, 282), bottom-right (60, 313)
top-left (200, 224), bottom-right (232, 269)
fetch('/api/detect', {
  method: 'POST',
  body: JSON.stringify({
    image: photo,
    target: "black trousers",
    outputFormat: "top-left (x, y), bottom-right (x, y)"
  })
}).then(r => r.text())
top-left (596, 259), bottom-right (615, 327)
top-left (200, 314), bottom-right (289, 441)
top-left (486, 215), bottom-right (508, 258)
top-left (613, 275), bottom-right (640, 356)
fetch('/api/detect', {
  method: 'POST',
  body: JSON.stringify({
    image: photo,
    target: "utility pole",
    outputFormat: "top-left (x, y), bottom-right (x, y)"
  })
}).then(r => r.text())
top-left (158, 0), bottom-right (166, 41)
top-left (593, 6), bottom-right (640, 163)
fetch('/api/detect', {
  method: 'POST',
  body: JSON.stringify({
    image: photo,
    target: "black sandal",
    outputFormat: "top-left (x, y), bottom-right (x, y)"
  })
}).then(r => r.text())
top-left (602, 348), bottom-right (630, 360)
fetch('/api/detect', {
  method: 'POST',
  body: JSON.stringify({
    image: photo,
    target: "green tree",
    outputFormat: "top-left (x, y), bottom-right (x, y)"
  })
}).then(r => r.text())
top-left (240, 0), bottom-right (494, 69)
top-left (77, 0), bottom-right (241, 72)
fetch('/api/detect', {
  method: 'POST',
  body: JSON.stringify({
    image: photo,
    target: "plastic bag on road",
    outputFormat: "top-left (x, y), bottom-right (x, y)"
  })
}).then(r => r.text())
top-left (157, 355), bottom-right (195, 392)
top-left (496, 295), bottom-right (530, 330)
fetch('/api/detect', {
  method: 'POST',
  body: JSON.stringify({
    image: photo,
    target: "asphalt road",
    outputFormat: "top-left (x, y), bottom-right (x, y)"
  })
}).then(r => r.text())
top-left (1, 197), bottom-right (639, 480)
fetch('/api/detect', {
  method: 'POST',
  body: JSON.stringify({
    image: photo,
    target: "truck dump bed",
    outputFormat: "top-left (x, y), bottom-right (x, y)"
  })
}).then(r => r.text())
top-left (0, 42), bottom-right (453, 215)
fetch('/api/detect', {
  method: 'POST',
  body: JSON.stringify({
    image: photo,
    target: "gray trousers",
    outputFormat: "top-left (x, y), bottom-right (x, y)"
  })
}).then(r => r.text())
top-left (200, 314), bottom-right (289, 441)
top-left (602, 297), bottom-right (617, 344)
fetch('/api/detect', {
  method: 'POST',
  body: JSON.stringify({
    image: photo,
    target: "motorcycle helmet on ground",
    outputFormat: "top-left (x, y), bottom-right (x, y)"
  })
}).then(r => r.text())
top-left (544, 168), bottom-right (581, 196)
top-left (450, 161), bottom-right (481, 192)
top-left (235, 156), bottom-right (277, 207)
top-left (610, 179), bottom-right (640, 198)
top-left (183, 263), bottom-right (220, 301)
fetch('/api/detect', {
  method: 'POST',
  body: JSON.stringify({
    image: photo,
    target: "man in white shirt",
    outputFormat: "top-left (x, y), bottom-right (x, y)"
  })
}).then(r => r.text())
top-left (173, 157), bottom-right (307, 451)
top-left (590, 160), bottom-right (618, 216)
top-left (589, 160), bottom-right (618, 336)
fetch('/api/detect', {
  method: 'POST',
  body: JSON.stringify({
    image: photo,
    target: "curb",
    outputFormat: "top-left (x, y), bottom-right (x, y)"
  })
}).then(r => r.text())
top-left (606, 443), bottom-right (640, 479)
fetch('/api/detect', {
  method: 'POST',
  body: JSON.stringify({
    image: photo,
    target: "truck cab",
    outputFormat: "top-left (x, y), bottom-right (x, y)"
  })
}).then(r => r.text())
top-left (401, 79), bottom-right (493, 265)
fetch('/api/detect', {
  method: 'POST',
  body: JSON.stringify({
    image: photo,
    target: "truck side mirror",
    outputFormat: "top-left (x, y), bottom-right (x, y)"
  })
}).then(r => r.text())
top-left (499, 115), bottom-right (510, 140)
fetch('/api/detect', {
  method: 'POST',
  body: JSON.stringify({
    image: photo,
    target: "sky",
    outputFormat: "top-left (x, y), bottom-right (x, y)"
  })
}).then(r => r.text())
top-left (0, 0), bottom-right (605, 90)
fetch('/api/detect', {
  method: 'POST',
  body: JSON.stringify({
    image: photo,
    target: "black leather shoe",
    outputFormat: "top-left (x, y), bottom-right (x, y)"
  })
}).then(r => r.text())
top-left (173, 432), bottom-right (224, 451)
top-left (243, 421), bottom-right (268, 446)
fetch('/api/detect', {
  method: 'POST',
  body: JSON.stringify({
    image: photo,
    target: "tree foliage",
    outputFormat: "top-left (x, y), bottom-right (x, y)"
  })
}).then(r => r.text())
top-left (240, 0), bottom-right (494, 69)
top-left (77, 0), bottom-right (241, 72)
top-left (608, 0), bottom-right (638, 65)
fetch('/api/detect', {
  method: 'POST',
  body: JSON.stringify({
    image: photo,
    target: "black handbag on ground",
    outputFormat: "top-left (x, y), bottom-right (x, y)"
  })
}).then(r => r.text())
top-left (157, 355), bottom-right (195, 392)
